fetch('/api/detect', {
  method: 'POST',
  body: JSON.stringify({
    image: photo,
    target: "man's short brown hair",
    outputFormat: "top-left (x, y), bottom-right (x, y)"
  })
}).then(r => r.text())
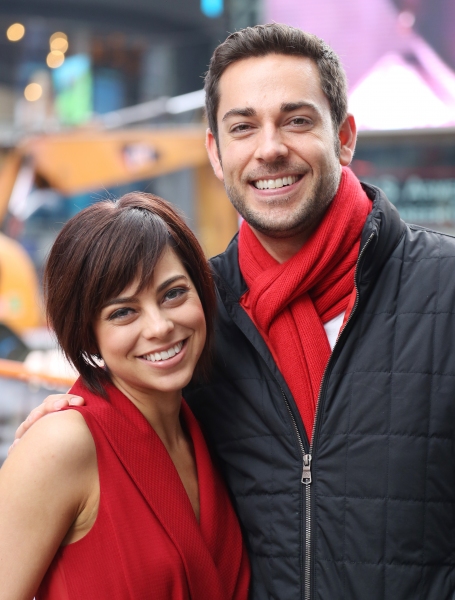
top-left (204, 23), bottom-right (348, 144)
top-left (44, 193), bottom-right (216, 396)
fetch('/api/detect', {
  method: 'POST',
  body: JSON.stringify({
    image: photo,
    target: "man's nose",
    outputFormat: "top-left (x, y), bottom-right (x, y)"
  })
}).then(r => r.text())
top-left (254, 125), bottom-right (288, 163)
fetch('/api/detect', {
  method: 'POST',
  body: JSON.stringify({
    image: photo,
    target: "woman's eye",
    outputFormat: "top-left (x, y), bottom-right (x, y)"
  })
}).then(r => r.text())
top-left (108, 307), bottom-right (134, 321)
top-left (163, 287), bottom-right (188, 303)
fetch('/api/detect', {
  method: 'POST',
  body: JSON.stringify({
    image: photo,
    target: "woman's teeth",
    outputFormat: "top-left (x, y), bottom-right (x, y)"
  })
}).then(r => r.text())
top-left (142, 341), bottom-right (184, 363)
top-left (253, 175), bottom-right (299, 190)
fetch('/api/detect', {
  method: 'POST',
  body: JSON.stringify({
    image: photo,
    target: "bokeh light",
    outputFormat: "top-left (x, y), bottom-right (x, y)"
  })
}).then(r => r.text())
top-left (24, 83), bottom-right (43, 102)
top-left (50, 32), bottom-right (68, 53)
top-left (46, 50), bottom-right (65, 68)
top-left (398, 11), bottom-right (416, 28)
top-left (50, 37), bottom-right (68, 53)
top-left (6, 23), bottom-right (25, 42)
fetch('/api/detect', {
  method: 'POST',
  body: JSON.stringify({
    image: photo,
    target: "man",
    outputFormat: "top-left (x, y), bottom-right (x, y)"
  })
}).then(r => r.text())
top-left (16, 24), bottom-right (455, 600)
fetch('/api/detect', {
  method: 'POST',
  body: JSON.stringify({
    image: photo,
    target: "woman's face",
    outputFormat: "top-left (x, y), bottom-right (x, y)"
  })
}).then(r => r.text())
top-left (94, 247), bottom-right (206, 404)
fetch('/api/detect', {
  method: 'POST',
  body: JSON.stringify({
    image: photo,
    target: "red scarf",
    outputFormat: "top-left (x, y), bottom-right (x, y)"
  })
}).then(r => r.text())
top-left (239, 167), bottom-right (371, 440)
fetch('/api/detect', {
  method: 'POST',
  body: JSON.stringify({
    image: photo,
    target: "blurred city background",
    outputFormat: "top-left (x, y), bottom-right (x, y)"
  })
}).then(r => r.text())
top-left (0, 0), bottom-right (454, 461)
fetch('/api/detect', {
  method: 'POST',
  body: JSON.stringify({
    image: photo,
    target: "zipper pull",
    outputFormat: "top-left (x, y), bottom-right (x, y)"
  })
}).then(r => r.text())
top-left (302, 454), bottom-right (312, 485)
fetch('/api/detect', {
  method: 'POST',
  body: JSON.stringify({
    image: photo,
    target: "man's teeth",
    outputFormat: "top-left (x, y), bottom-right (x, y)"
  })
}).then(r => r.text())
top-left (142, 341), bottom-right (184, 363)
top-left (253, 175), bottom-right (299, 190)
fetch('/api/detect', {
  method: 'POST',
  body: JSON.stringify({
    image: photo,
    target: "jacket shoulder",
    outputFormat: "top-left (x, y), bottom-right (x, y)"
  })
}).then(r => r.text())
top-left (400, 222), bottom-right (455, 260)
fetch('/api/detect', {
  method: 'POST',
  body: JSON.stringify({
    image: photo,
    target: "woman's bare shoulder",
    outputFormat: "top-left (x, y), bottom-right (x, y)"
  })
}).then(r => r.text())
top-left (3, 408), bottom-right (96, 482)
top-left (0, 411), bottom-right (98, 598)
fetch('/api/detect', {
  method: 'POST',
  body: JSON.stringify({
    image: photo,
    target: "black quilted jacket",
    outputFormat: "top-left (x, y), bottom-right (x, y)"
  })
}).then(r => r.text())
top-left (185, 183), bottom-right (455, 600)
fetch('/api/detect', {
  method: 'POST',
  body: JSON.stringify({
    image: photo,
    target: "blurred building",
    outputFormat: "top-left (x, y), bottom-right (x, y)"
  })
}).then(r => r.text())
top-left (0, 0), bottom-right (230, 139)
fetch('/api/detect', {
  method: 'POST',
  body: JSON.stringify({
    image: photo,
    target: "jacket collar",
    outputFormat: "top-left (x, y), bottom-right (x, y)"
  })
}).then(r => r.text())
top-left (357, 182), bottom-right (406, 288)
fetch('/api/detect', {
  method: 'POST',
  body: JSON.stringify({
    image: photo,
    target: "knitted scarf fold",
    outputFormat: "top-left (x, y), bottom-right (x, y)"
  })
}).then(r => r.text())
top-left (239, 167), bottom-right (372, 440)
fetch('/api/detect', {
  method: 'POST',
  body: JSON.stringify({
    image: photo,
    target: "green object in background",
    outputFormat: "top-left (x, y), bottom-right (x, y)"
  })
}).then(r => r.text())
top-left (53, 54), bottom-right (93, 125)
top-left (9, 296), bottom-right (21, 314)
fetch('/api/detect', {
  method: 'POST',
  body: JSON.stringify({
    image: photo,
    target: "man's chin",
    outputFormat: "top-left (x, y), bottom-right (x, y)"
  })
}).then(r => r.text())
top-left (227, 175), bottom-right (338, 242)
top-left (237, 205), bottom-right (313, 237)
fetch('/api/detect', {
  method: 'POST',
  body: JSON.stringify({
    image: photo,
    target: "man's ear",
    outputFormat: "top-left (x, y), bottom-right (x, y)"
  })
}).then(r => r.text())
top-left (206, 128), bottom-right (224, 182)
top-left (338, 114), bottom-right (357, 166)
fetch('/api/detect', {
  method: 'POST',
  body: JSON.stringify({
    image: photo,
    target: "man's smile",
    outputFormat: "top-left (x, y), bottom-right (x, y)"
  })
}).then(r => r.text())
top-left (251, 175), bottom-right (302, 190)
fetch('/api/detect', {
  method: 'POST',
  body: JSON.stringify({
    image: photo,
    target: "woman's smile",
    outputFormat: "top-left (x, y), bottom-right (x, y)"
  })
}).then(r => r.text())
top-left (136, 338), bottom-right (190, 370)
top-left (138, 339), bottom-right (185, 363)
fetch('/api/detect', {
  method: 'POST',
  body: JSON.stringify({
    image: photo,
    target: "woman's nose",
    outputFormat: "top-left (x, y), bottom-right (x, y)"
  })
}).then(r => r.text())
top-left (141, 310), bottom-right (174, 339)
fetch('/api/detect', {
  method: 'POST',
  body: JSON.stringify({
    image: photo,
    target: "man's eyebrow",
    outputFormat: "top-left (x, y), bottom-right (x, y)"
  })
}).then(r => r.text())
top-left (222, 107), bottom-right (257, 122)
top-left (222, 102), bottom-right (321, 122)
top-left (280, 101), bottom-right (320, 114)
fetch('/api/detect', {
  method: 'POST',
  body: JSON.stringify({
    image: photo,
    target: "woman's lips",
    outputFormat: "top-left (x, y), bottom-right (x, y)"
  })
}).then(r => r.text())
top-left (139, 340), bottom-right (185, 364)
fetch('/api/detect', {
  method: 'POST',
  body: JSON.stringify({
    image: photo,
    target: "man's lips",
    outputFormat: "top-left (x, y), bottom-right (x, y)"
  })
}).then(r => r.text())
top-left (250, 174), bottom-right (302, 190)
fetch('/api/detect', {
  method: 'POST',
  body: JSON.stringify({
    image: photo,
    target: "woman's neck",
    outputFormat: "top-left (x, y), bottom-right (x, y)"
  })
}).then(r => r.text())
top-left (111, 377), bottom-right (186, 452)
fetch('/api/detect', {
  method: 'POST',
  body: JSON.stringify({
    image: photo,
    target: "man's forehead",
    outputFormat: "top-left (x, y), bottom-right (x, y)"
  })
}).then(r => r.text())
top-left (219, 53), bottom-right (316, 84)
top-left (217, 55), bottom-right (325, 120)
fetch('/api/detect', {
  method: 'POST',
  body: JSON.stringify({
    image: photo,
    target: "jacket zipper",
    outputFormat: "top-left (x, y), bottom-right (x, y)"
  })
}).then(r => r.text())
top-left (283, 231), bottom-right (376, 600)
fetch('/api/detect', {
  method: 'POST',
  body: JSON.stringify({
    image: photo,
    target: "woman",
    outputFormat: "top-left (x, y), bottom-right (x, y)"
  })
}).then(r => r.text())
top-left (0, 193), bottom-right (250, 599)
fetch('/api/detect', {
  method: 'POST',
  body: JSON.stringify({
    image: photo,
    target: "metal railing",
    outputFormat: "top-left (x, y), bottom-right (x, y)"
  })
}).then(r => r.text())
top-left (0, 359), bottom-right (75, 465)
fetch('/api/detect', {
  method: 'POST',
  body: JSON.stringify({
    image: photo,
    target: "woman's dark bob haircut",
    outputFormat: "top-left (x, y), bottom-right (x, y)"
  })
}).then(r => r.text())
top-left (44, 192), bottom-right (217, 397)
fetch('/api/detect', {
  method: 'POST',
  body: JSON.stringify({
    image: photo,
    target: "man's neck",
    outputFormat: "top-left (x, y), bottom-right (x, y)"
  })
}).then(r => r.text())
top-left (250, 227), bottom-right (313, 264)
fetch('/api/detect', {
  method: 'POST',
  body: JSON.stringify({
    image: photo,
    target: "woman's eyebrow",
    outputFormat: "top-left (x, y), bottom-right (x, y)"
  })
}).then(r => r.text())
top-left (156, 274), bottom-right (188, 293)
top-left (102, 275), bottom-right (189, 308)
top-left (102, 295), bottom-right (137, 308)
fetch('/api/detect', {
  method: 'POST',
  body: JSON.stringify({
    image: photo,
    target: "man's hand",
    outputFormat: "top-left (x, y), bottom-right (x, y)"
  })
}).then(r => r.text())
top-left (11, 394), bottom-right (85, 453)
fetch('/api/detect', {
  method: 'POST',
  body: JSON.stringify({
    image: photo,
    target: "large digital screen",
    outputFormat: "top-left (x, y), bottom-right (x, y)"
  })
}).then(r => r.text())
top-left (52, 54), bottom-right (92, 125)
top-left (265, 0), bottom-right (455, 130)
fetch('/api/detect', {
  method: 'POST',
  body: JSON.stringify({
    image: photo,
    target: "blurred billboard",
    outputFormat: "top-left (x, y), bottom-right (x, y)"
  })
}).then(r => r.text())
top-left (265, 0), bottom-right (455, 130)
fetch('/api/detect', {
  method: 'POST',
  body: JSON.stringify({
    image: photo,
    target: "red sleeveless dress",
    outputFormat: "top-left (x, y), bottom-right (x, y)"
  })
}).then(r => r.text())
top-left (36, 379), bottom-right (250, 600)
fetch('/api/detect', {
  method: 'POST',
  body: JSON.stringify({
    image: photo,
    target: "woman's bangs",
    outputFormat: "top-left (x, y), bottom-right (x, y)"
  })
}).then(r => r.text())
top-left (91, 208), bottom-right (170, 308)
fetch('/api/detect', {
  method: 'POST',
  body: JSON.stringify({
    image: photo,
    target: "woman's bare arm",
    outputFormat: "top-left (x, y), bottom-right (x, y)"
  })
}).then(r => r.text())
top-left (0, 410), bottom-right (98, 600)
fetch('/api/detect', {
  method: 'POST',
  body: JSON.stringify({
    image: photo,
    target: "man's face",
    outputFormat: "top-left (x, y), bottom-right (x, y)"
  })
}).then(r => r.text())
top-left (206, 54), bottom-right (356, 242)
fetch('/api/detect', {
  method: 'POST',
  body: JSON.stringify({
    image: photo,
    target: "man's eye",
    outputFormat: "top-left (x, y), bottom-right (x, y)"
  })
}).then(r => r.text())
top-left (108, 307), bottom-right (134, 321)
top-left (231, 123), bottom-right (252, 133)
top-left (290, 117), bottom-right (310, 126)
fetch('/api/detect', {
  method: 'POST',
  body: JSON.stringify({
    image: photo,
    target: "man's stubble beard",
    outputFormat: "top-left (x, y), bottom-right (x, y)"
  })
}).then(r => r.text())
top-left (225, 168), bottom-right (341, 240)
